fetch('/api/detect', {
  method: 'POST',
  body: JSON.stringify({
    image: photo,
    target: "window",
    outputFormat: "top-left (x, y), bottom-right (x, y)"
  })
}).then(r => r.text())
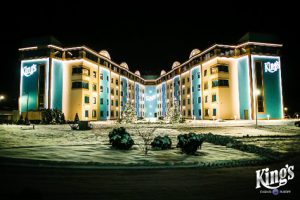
top-left (93, 97), bottom-right (96, 104)
top-left (255, 61), bottom-right (265, 112)
top-left (84, 96), bottom-right (89, 103)
top-left (182, 89), bottom-right (185, 95)
top-left (116, 100), bottom-right (119, 106)
top-left (212, 79), bottom-right (229, 87)
top-left (72, 81), bottom-right (89, 89)
top-left (111, 78), bottom-right (113, 83)
top-left (100, 98), bottom-right (103, 105)
top-left (92, 110), bottom-right (97, 118)
top-left (111, 88), bottom-right (114, 95)
top-left (188, 99), bottom-right (190, 105)
top-left (212, 94), bottom-right (217, 102)
top-left (213, 108), bottom-right (217, 116)
top-left (107, 111), bottom-right (109, 117)
top-left (198, 97), bottom-right (201, 103)
top-left (205, 109), bottom-right (209, 116)
top-left (204, 82), bottom-right (208, 90)
top-left (218, 65), bottom-right (229, 73)
top-left (116, 90), bottom-right (119, 95)
top-left (116, 80), bottom-right (119, 85)
top-left (198, 84), bottom-right (201, 91)
top-left (93, 71), bottom-right (96, 78)
top-left (198, 109), bottom-right (201, 116)
top-left (192, 75), bottom-right (194, 80)
top-left (100, 73), bottom-right (103, 80)
top-left (107, 99), bottom-right (109, 105)
top-left (93, 84), bottom-right (97, 91)
top-left (197, 72), bottom-right (200, 78)
top-left (192, 86), bottom-right (194, 92)
top-left (111, 111), bottom-right (114, 117)
top-left (121, 91), bottom-right (123, 97)
top-left (116, 111), bottom-right (118, 117)
top-left (111, 100), bottom-right (114, 106)
top-left (187, 87), bottom-right (190, 94)
top-left (72, 66), bottom-right (90, 76)
top-left (183, 99), bottom-right (186, 106)
top-left (100, 111), bottom-right (103, 117)
top-left (85, 110), bottom-right (89, 117)
top-left (205, 96), bottom-right (208, 103)
top-left (204, 70), bottom-right (207, 76)
top-left (188, 109), bottom-right (191, 116)
top-left (100, 86), bottom-right (103, 92)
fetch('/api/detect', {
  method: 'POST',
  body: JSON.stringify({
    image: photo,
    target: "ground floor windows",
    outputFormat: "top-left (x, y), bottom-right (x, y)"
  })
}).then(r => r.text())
top-left (85, 110), bottom-right (89, 117)
top-left (92, 110), bottom-right (96, 118)
top-left (205, 109), bottom-right (209, 116)
top-left (213, 108), bottom-right (217, 116)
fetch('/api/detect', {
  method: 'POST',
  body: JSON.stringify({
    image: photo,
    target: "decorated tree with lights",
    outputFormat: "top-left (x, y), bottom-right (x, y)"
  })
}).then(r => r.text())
top-left (166, 101), bottom-right (181, 124)
top-left (120, 101), bottom-right (137, 124)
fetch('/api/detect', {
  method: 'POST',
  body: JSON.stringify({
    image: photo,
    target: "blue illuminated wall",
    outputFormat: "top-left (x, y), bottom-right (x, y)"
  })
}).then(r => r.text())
top-left (135, 83), bottom-right (140, 117)
top-left (99, 68), bottom-right (110, 120)
top-left (51, 59), bottom-right (63, 110)
top-left (20, 59), bottom-right (48, 113)
top-left (173, 76), bottom-right (180, 105)
top-left (191, 67), bottom-right (202, 119)
top-left (237, 57), bottom-right (251, 119)
top-left (121, 77), bottom-right (128, 111)
top-left (144, 86), bottom-right (157, 118)
top-left (161, 82), bottom-right (167, 116)
top-left (251, 56), bottom-right (283, 119)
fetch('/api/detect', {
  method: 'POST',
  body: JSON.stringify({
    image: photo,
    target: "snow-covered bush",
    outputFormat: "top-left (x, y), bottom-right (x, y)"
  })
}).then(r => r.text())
top-left (177, 133), bottom-right (205, 155)
top-left (151, 135), bottom-right (172, 150)
top-left (108, 127), bottom-right (134, 150)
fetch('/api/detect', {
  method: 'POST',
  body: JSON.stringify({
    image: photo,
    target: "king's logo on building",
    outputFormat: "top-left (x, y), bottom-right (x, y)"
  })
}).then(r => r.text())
top-left (264, 61), bottom-right (280, 73)
top-left (22, 64), bottom-right (37, 77)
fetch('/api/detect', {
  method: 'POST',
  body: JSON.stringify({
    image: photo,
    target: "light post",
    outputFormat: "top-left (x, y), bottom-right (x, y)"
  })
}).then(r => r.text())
top-left (255, 89), bottom-right (261, 129)
top-left (284, 107), bottom-right (288, 118)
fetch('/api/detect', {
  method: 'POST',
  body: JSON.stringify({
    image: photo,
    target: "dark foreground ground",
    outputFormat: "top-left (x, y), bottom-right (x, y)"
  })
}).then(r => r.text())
top-left (0, 156), bottom-right (299, 200)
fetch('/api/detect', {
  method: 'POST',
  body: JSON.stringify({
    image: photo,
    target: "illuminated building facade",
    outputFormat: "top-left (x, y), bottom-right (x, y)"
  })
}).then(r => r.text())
top-left (19, 34), bottom-right (284, 121)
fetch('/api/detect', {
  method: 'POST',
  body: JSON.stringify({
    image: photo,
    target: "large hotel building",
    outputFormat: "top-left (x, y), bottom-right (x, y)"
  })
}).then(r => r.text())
top-left (19, 34), bottom-right (284, 121)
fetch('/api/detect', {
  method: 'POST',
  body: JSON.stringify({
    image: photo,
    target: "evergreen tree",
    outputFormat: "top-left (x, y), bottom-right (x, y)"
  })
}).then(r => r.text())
top-left (121, 101), bottom-right (137, 124)
top-left (74, 113), bottom-right (80, 123)
top-left (166, 102), bottom-right (181, 124)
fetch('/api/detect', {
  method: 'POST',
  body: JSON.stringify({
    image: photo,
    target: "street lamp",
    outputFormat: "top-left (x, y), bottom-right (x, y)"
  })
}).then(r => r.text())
top-left (0, 95), bottom-right (5, 101)
top-left (255, 89), bottom-right (261, 128)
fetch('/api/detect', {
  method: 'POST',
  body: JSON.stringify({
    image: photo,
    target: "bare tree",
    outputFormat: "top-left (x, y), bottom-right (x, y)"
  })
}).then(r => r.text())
top-left (136, 128), bottom-right (156, 156)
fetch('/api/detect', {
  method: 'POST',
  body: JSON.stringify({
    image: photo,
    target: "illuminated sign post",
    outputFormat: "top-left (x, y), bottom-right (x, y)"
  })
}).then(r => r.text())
top-left (22, 64), bottom-right (37, 77)
top-left (264, 61), bottom-right (280, 73)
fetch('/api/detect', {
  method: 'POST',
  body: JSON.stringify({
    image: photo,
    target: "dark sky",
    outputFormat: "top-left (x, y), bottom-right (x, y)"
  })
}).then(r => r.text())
top-left (0, 1), bottom-right (299, 114)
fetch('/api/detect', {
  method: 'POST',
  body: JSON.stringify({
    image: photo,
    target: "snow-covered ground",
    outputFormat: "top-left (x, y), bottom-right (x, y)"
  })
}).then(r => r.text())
top-left (0, 123), bottom-right (299, 167)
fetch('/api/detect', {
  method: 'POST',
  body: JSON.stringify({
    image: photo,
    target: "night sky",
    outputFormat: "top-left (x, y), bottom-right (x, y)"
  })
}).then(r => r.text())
top-left (0, 1), bottom-right (299, 114)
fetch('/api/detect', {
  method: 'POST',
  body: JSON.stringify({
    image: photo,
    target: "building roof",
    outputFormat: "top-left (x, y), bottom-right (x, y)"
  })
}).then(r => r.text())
top-left (238, 32), bottom-right (280, 44)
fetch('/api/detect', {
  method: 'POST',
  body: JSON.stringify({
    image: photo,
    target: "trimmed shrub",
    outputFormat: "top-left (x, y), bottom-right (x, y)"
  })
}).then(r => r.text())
top-left (151, 135), bottom-right (172, 150)
top-left (108, 127), bottom-right (134, 150)
top-left (41, 109), bottom-right (66, 124)
top-left (177, 133), bottom-right (205, 155)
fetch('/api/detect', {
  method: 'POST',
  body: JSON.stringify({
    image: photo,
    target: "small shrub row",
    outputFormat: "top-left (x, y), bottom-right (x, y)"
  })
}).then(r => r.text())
top-left (199, 133), bottom-right (280, 160)
top-left (108, 128), bottom-right (204, 154)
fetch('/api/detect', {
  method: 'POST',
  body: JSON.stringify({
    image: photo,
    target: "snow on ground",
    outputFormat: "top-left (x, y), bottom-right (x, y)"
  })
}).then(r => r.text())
top-left (0, 122), bottom-right (299, 167)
